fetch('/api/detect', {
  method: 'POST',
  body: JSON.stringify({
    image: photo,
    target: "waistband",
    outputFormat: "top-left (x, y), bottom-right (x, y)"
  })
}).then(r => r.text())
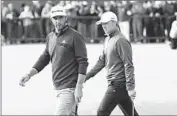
top-left (108, 81), bottom-right (126, 88)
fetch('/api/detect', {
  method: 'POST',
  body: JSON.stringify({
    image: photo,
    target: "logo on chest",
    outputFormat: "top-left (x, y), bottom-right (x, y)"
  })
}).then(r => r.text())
top-left (62, 40), bottom-right (66, 44)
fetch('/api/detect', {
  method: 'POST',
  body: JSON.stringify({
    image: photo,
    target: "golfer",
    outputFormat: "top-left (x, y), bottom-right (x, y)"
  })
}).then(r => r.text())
top-left (86, 11), bottom-right (139, 116)
top-left (19, 5), bottom-right (88, 115)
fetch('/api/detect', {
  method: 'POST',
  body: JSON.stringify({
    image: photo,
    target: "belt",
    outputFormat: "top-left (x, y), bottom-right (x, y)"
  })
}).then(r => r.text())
top-left (108, 81), bottom-right (126, 88)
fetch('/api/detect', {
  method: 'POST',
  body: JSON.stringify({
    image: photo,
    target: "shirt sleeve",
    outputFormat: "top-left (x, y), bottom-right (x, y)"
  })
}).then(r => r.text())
top-left (170, 21), bottom-right (177, 38)
top-left (116, 39), bottom-right (135, 91)
top-left (73, 33), bottom-right (88, 75)
top-left (86, 50), bottom-right (105, 81)
top-left (32, 36), bottom-right (50, 72)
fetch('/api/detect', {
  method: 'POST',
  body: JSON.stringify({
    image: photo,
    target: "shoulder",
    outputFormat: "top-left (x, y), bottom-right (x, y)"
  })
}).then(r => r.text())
top-left (171, 20), bottom-right (177, 30)
top-left (116, 33), bottom-right (130, 44)
top-left (70, 28), bottom-right (85, 41)
top-left (116, 34), bottom-right (131, 48)
top-left (172, 20), bottom-right (177, 26)
top-left (46, 32), bottom-right (55, 41)
top-left (47, 32), bottom-right (55, 37)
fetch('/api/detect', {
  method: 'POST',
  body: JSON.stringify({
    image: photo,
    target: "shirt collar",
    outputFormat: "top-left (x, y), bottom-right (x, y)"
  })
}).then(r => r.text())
top-left (108, 29), bottom-right (120, 38)
top-left (53, 25), bottom-right (69, 36)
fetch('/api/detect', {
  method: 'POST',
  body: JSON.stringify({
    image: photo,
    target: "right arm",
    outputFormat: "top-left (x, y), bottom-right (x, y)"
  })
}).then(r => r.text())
top-left (19, 37), bottom-right (50, 86)
top-left (26, 47), bottom-right (50, 78)
top-left (85, 50), bottom-right (105, 81)
top-left (29, 37), bottom-right (50, 77)
top-left (32, 45), bottom-right (50, 74)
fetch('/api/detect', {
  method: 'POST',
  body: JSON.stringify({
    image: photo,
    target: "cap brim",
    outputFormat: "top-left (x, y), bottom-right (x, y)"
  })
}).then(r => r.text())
top-left (96, 20), bottom-right (102, 25)
top-left (96, 20), bottom-right (109, 25)
top-left (50, 12), bottom-right (67, 18)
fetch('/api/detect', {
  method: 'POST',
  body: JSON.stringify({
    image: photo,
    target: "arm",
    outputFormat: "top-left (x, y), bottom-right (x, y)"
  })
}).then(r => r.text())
top-left (73, 33), bottom-right (88, 103)
top-left (27, 37), bottom-right (50, 78)
top-left (85, 50), bottom-right (105, 81)
top-left (19, 37), bottom-right (50, 86)
top-left (73, 33), bottom-right (88, 84)
top-left (18, 12), bottom-right (23, 19)
top-left (170, 21), bottom-right (177, 39)
top-left (116, 39), bottom-right (135, 91)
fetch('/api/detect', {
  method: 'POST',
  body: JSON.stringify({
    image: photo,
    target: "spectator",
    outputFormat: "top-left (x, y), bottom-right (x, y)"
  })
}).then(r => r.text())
top-left (97, 5), bottom-right (105, 38)
top-left (6, 3), bottom-right (20, 44)
top-left (18, 3), bottom-right (27, 39)
top-left (20, 3), bottom-right (26, 13)
top-left (1, 1), bottom-right (8, 19)
top-left (169, 13), bottom-right (177, 49)
top-left (110, 1), bottom-right (118, 14)
top-left (143, 0), bottom-right (155, 42)
top-left (103, 1), bottom-right (118, 13)
top-left (57, 1), bottom-right (65, 7)
top-left (77, 1), bottom-right (90, 37)
top-left (117, 1), bottom-right (132, 41)
top-left (65, 4), bottom-right (78, 30)
top-left (88, 1), bottom-right (99, 42)
top-left (104, 1), bottom-right (111, 12)
top-left (1, 1), bottom-right (8, 40)
top-left (130, 1), bottom-right (145, 43)
top-left (41, 1), bottom-right (53, 36)
top-left (32, 0), bottom-right (44, 38)
top-left (173, 1), bottom-right (177, 12)
top-left (163, 1), bottom-right (175, 38)
top-left (1, 34), bottom-right (5, 45)
top-left (153, 1), bottom-right (165, 40)
top-left (19, 5), bottom-right (34, 38)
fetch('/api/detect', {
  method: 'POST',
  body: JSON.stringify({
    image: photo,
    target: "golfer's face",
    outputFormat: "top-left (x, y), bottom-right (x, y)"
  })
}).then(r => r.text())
top-left (102, 21), bottom-right (114, 34)
top-left (51, 16), bottom-right (67, 30)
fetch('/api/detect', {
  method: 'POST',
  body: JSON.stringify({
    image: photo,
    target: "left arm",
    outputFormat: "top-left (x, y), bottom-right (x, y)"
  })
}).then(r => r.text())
top-left (73, 33), bottom-right (88, 103)
top-left (116, 39), bottom-right (135, 91)
top-left (73, 33), bottom-right (88, 86)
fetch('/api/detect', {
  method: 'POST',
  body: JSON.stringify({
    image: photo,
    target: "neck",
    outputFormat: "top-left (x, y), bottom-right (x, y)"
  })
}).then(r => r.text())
top-left (55, 23), bottom-right (67, 33)
top-left (54, 24), bottom-right (69, 36)
top-left (109, 29), bottom-right (119, 38)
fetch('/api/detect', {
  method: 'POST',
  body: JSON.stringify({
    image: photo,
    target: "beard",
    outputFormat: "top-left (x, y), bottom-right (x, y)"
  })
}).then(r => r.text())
top-left (56, 24), bottom-right (64, 31)
top-left (55, 22), bottom-right (67, 33)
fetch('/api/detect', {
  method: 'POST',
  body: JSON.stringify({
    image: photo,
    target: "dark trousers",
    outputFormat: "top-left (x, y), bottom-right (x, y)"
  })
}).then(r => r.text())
top-left (132, 16), bottom-right (143, 42)
top-left (97, 82), bottom-right (139, 116)
top-left (170, 38), bottom-right (177, 49)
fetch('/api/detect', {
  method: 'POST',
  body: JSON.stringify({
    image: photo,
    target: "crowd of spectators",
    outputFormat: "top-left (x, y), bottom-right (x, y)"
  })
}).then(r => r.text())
top-left (1, 0), bottom-right (177, 44)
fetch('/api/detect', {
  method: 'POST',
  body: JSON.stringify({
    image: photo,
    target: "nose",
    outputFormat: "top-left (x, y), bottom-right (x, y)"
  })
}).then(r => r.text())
top-left (56, 19), bottom-right (60, 24)
top-left (102, 25), bottom-right (106, 30)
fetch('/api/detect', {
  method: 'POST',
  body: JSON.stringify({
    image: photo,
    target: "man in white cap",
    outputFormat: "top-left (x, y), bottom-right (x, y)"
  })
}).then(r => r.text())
top-left (19, 5), bottom-right (88, 115)
top-left (169, 13), bottom-right (177, 49)
top-left (85, 11), bottom-right (139, 116)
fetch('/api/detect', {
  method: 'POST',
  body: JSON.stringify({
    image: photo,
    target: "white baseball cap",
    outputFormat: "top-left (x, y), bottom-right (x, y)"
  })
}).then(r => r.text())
top-left (96, 11), bottom-right (118, 25)
top-left (50, 5), bottom-right (67, 18)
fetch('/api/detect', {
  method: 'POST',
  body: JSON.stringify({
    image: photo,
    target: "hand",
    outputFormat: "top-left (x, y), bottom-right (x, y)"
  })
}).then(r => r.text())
top-left (74, 84), bottom-right (83, 104)
top-left (174, 12), bottom-right (177, 16)
top-left (128, 89), bottom-right (136, 101)
top-left (127, 10), bottom-right (132, 16)
top-left (19, 74), bottom-right (30, 87)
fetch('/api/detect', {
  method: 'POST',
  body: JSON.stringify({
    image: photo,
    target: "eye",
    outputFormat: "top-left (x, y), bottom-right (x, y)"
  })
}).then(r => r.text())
top-left (53, 17), bottom-right (57, 20)
top-left (52, 16), bottom-right (64, 20)
top-left (102, 23), bottom-right (106, 26)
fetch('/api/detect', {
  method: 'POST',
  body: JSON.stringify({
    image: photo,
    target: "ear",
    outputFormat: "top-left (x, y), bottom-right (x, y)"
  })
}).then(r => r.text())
top-left (65, 16), bottom-right (68, 22)
top-left (112, 21), bottom-right (118, 27)
top-left (116, 23), bottom-right (121, 32)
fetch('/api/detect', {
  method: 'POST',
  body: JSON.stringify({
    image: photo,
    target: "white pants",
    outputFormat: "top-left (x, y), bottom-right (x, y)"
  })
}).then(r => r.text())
top-left (55, 88), bottom-right (77, 115)
top-left (119, 21), bottom-right (130, 41)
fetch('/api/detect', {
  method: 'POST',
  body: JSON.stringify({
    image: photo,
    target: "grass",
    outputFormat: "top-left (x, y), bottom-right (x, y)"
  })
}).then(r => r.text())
top-left (2, 43), bottom-right (177, 115)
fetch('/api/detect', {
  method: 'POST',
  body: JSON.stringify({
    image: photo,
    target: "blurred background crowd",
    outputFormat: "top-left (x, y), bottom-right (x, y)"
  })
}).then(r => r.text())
top-left (1, 0), bottom-right (177, 44)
